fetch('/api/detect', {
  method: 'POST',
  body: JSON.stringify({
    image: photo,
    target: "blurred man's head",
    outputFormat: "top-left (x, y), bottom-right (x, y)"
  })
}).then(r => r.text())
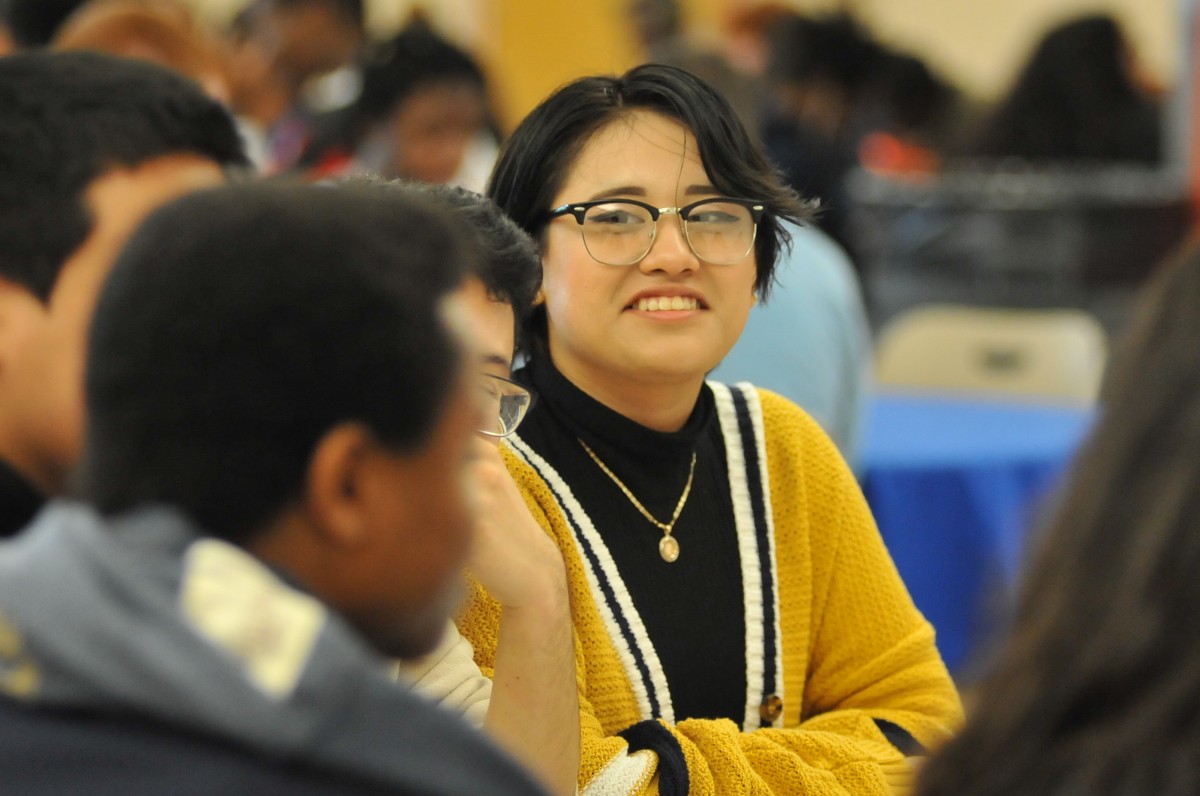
top-left (0, 51), bottom-right (247, 494)
top-left (79, 183), bottom-right (484, 658)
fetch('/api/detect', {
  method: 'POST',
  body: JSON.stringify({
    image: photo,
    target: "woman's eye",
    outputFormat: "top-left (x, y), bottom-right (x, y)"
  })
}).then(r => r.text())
top-left (589, 210), bottom-right (641, 226)
top-left (585, 204), bottom-right (652, 229)
top-left (689, 210), bottom-right (739, 225)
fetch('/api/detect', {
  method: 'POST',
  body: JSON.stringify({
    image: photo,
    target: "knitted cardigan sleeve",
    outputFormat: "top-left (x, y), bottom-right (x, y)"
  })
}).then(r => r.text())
top-left (457, 393), bottom-right (962, 796)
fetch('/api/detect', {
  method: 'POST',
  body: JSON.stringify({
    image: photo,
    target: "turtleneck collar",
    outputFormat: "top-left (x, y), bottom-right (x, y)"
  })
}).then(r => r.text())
top-left (519, 354), bottom-right (714, 465)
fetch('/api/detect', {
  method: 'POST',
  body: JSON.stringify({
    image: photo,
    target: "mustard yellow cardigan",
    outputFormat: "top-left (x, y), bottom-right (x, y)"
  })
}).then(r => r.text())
top-left (458, 384), bottom-right (962, 794)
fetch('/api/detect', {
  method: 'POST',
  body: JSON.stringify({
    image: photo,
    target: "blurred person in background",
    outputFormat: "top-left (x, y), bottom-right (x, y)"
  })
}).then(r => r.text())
top-left (0, 51), bottom-right (246, 536)
top-left (854, 50), bottom-right (957, 177)
top-left (625, 0), bottom-right (762, 132)
top-left (760, 12), bottom-right (877, 265)
top-left (225, 0), bottom-right (365, 173)
top-left (914, 242), bottom-right (1200, 795)
top-left (968, 14), bottom-right (1161, 164)
top-left (710, 222), bottom-right (873, 472)
top-left (53, 0), bottom-right (232, 104)
top-left (302, 18), bottom-right (498, 189)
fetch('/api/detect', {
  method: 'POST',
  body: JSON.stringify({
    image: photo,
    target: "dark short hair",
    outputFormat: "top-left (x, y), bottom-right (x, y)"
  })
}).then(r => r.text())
top-left (0, 51), bottom-right (247, 301)
top-left (765, 13), bottom-right (881, 97)
top-left (357, 21), bottom-right (487, 126)
top-left (398, 182), bottom-right (540, 349)
top-left (77, 183), bottom-right (475, 544)
top-left (4, 0), bottom-right (87, 46)
top-left (486, 64), bottom-right (810, 349)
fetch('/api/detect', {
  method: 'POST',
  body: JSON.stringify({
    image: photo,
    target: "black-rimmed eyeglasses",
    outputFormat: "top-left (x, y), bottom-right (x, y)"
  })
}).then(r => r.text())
top-left (546, 197), bottom-right (765, 266)
top-left (478, 373), bottom-right (536, 438)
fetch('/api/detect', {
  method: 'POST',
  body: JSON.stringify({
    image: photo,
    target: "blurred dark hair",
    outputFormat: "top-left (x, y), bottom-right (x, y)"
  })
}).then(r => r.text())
top-left (339, 177), bottom-right (540, 351)
top-left (357, 21), bottom-right (487, 127)
top-left (765, 12), bottom-right (881, 98)
top-left (487, 63), bottom-right (810, 352)
top-left (916, 243), bottom-right (1200, 795)
top-left (410, 183), bottom-right (540, 347)
top-left (970, 14), bottom-right (1160, 162)
top-left (863, 51), bottom-right (955, 136)
top-left (0, 51), bottom-right (247, 301)
top-left (79, 183), bottom-right (474, 543)
top-left (4, 0), bottom-right (87, 46)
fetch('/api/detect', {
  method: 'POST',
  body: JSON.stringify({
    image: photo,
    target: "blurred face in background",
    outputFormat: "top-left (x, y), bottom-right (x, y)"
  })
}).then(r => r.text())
top-left (368, 78), bottom-right (488, 185)
top-left (264, 2), bottom-right (362, 90)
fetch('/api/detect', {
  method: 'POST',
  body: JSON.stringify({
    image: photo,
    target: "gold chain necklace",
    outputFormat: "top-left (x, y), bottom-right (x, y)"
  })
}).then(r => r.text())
top-left (578, 438), bottom-right (696, 563)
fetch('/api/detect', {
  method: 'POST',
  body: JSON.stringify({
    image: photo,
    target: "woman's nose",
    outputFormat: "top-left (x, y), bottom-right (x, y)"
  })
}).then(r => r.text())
top-left (639, 211), bottom-right (697, 275)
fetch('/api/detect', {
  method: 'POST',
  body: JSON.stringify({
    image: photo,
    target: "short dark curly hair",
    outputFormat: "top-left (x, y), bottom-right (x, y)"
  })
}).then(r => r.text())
top-left (78, 182), bottom-right (475, 544)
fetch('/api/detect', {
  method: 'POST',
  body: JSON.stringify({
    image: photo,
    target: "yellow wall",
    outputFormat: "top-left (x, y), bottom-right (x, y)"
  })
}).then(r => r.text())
top-left (477, 2), bottom-right (638, 132)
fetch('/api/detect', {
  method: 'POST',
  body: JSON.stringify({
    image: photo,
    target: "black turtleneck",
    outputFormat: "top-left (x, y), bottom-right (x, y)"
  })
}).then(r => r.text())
top-left (514, 355), bottom-right (747, 724)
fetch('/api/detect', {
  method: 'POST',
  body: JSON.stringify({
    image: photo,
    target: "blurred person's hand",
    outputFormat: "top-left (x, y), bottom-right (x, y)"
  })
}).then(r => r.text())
top-left (466, 437), bottom-right (567, 611)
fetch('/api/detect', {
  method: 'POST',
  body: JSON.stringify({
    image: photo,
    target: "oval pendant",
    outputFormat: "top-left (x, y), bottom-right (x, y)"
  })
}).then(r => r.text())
top-left (659, 535), bottom-right (680, 563)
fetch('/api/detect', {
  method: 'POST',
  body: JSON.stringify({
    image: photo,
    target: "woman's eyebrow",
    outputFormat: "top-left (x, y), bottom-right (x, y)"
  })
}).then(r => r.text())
top-left (582, 186), bottom-right (647, 202)
top-left (579, 184), bottom-right (722, 203)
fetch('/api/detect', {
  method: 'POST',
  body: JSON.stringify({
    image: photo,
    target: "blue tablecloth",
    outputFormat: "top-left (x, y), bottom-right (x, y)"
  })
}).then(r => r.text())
top-left (861, 393), bottom-right (1095, 676)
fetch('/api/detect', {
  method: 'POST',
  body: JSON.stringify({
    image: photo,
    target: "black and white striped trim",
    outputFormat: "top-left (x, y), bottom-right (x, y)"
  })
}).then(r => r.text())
top-left (710, 382), bottom-right (784, 730)
top-left (507, 433), bottom-right (675, 724)
top-left (508, 382), bottom-right (782, 733)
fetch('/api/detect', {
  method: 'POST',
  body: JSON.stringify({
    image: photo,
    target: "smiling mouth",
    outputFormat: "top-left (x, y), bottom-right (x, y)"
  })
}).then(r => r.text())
top-left (630, 296), bottom-right (702, 312)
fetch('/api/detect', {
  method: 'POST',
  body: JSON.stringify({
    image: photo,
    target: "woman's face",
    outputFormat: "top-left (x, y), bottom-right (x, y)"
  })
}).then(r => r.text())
top-left (541, 110), bottom-right (758, 400)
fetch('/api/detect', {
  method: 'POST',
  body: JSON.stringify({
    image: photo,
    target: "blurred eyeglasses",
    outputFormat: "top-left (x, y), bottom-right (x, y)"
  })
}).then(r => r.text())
top-left (547, 197), bottom-right (765, 266)
top-left (478, 373), bottom-right (536, 438)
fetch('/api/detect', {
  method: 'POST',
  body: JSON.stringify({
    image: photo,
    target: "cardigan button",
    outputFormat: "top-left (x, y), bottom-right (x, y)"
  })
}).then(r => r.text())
top-left (759, 694), bottom-right (783, 722)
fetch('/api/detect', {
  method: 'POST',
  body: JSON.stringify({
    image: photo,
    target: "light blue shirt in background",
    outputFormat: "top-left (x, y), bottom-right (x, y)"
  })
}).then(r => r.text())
top-left (711, 223), bottom-right (873, 471)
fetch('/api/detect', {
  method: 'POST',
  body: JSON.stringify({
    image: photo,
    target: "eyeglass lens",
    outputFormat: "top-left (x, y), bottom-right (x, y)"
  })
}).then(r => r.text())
top-left (580, 200), bottom-right (757, 265)
top-left (479, 374), bottom-right (534, 437)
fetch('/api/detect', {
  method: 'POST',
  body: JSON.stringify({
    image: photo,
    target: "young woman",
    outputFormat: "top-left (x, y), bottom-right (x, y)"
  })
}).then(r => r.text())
top-left (458, 64), bottom-right (961, 795)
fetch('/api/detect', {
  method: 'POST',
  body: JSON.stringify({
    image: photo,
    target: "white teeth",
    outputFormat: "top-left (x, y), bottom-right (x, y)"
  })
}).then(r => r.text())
top-left (635, 296), bottom-right (699, 312)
